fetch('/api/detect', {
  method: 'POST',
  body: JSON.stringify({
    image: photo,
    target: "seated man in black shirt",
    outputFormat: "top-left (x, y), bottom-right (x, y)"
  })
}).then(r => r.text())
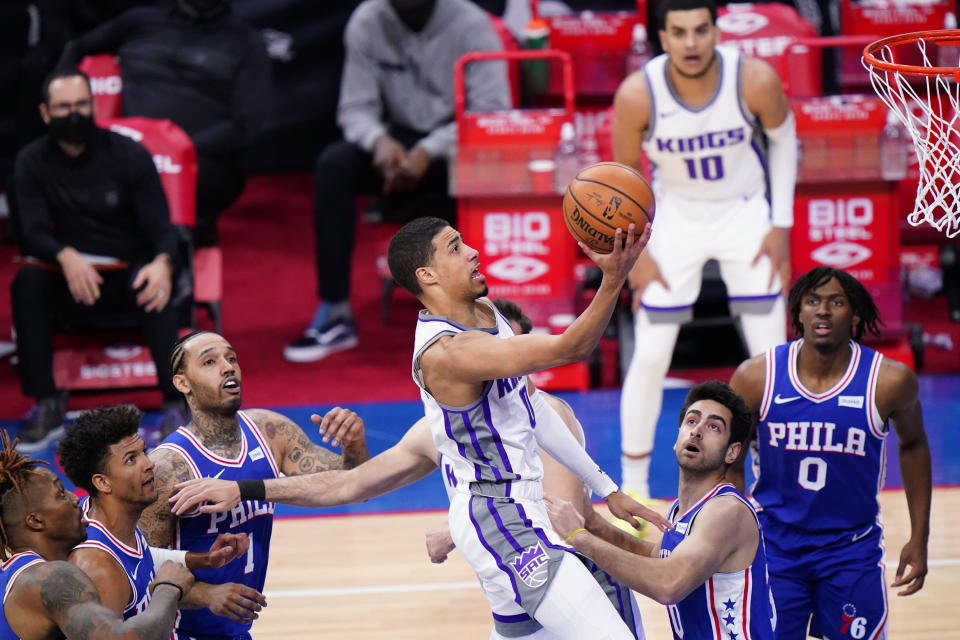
top-left (57, 0), bottom-right (271, 248)
top-left (11, 68), bottom-right (183, 449)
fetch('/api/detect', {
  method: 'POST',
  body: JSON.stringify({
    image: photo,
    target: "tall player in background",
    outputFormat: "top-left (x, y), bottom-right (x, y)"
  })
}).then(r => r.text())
top-left (730, 266), bottom-right (931, 639)
top-left (615, 0), bottom-right (798, 500)
top-left (138, 330), bottom-right (369, 640)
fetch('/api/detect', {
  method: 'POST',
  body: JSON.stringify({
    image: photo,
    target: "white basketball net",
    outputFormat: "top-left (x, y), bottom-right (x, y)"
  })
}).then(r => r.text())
top-left (864, 37), bottom-right (960, 237)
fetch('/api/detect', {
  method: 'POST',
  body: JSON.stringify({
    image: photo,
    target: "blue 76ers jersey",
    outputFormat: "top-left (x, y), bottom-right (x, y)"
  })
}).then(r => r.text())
top-left (642, 46), bottom-right (766, 203)
top-left (660, 484), bottom-right (775, 640)
top-left (155, 411), bottom-right (280, 638)
top-left (753, 340), bottom-right (888, 531)
top-left (76, 499), bottom-right (156, 619)
top-left (1, 551), bottom-right (45, 639)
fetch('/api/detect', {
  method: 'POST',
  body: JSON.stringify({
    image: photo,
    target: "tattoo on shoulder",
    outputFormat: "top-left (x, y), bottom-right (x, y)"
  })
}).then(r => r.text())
top-left (39, 564), bottom-right (98, 614)
top-left (152, 447), bottom-right (196, 493)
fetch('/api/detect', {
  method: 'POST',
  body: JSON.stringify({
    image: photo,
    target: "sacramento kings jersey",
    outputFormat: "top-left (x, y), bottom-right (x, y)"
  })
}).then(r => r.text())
top-left (643, 46), bottom-right (766, 202)
top-left (155, 411), bottom-right (280, 638)
top-left (660, 483), bottom-right (775, 640)
top-left (754, 340), bottom-right (888, 531)
top-left (413, 299), bottom-right (543, 488)
top-left (1, 551), bottom-right (44, 639)
top-left (77, 499), bottom-right (156, 619)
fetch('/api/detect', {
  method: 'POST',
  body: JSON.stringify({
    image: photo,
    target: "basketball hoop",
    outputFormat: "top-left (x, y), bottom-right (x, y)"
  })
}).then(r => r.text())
top-left (863, 30), bottom-right (960, 237)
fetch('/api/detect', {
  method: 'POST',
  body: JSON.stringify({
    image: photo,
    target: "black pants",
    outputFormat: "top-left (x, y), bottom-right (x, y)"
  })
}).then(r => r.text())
top-left (312, 130), bottom-right (454, 302)
top-left (11, 264), bottom-right (180, 402)
top-left (195, 154), bottom-right (246, 247)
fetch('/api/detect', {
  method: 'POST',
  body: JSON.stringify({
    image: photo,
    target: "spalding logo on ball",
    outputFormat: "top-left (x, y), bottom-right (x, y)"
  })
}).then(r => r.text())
top-left (562, 161), bottom-right (655, 254)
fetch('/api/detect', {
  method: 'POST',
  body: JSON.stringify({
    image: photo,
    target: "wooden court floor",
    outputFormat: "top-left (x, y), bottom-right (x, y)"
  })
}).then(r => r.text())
top-left (257, 488), bottom-right (959, 639)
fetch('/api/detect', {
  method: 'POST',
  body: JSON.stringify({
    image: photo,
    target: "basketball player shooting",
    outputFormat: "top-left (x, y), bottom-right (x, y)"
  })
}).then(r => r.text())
top-left (171, 216), bottom-right (664, 639)
top-left (616, 0), bottom-right (798, 500)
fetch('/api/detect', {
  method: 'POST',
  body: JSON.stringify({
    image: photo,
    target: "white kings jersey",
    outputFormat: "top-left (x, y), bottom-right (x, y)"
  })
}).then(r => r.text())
top-left (412, 298), bottom-right (544, 489)
top-left (642, 46), bottom-right (766, 203)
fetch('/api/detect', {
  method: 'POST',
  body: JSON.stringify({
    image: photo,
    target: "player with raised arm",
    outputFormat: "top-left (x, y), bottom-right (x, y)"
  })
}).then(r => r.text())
top-left (729, 266), bottom-right (931, 639)
top-left (137, 330), bottom-right (368, 640)
top-left (616, 0), bottom-right (797, 501)
top-left (56, 405), bottom-right (264, 626)
top-left (171, 217), bottom-right (665, 639)
top-left (0, 429), bottom-right (194, 640)
top-left (546, 381), bottom-right (775, 640)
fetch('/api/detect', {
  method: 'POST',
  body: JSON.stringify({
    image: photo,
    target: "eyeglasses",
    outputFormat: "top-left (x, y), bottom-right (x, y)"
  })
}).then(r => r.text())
top-left (47, 98), bottom-right (93, 117)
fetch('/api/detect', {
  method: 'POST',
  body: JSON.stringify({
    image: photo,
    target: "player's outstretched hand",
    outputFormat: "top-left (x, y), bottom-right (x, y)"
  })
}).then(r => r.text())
top-left (204, 533), bottom-right (250, 569)
top-left (544, 494), bottom-right (585, 541)
top-left (311, 407), bottom-right (364, 449)
top-left (425, 523), bottom-right (456, 564)
top-left (605, 490), bottom-right (672, 533)
top-left (169, 478), bottom-right (241, 515)
top-left (202, 582), bottom-right (267, 624)
top-left (891, 537), bottom-right (928, 596)
top-left (581, 222), bottom-right (652, 285)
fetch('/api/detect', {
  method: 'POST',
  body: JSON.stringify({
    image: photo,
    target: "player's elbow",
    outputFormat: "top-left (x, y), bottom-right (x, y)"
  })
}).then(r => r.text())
top-left (654, 575), bottom-right (696, 605)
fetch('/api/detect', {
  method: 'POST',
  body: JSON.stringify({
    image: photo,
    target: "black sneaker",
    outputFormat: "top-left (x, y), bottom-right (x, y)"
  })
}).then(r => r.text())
top-left (283, 317), bottom-right (358, 363)
top-left (18, 392), bottom-right (68, 452)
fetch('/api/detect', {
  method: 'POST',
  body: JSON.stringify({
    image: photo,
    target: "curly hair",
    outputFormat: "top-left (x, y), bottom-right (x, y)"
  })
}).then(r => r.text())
top-left (0, 429), bottom-right (50, 560)
top-left (677, 380), bottom-right (753, 448)
top-left (788, 266), bottom-right (883, 342)
top-left (56, 405), bottom-right (143, 497)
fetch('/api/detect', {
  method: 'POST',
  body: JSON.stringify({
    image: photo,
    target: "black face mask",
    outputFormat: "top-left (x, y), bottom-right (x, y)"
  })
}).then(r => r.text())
top-left (47, 112), bottom-right (96, 146)
top-left (390, 0), bottom-right (437, 32)
top-left (177, 0), bottom-right (229, 20)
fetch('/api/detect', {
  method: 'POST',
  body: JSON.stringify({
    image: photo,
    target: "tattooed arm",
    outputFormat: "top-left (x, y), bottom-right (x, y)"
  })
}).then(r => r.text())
top-left (139, 446), bottom-right (197, 547)
top-left (5, 560), bottom-right (185, 640)
top-left (245, 408), bottom-right (369, 476)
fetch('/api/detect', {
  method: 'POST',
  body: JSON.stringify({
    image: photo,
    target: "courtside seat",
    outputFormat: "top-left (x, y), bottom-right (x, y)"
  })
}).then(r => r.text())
top-left (81, 55), bottom-right (223, 333)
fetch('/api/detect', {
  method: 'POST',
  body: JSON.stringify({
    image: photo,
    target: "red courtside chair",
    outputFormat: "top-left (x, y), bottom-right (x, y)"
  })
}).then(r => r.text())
top-left (81, 54), bottom-right (223, 333)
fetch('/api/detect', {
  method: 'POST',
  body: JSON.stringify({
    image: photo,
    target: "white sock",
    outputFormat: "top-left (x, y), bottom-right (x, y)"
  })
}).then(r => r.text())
top-left (621, 455), bottom-right (651, 499)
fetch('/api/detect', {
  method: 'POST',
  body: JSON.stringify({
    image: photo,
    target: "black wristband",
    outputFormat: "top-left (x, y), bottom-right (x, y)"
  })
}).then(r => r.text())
top-left (153, 580), bottom-right (184, 601)
top-left (237, 478), bottom-right (265, 501)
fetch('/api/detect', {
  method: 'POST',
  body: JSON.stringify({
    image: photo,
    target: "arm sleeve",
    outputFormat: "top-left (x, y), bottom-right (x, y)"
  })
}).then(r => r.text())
top-left (14, 151), bottom-right (65, 261)
top-left (415, 17), bottom-right (511, 160)
top-left (764, 111), bottom-right (797, 228)
top-left (56, 11), bottom-right (132, 68)
top-left (530, 390), bottom-right (618, 498)
top-left (337, 13), bottom-right (387, 153)
top-left (124, 140), bottom-right (179, 263)
top-left (189, 33), bottom-right (273, 156)
top-left (149, 547), bottom-right (187, 567)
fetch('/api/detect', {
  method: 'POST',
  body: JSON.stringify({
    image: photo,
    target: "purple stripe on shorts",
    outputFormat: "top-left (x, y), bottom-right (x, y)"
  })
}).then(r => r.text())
top-left (728, 293), bottom-right (781, 302)
top-left (492, 612), bottom-right (534, 623)
top-left (469, 495), bottom-right (522, 605)
top-left (514, 503), bottom-right (570, 554)
top-left (488, 497), bottom-right (523, 553)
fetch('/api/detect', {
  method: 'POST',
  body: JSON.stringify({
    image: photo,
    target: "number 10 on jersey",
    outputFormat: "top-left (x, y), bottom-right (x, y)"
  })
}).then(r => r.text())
top-left (684, 155), bottom-right (724, 181)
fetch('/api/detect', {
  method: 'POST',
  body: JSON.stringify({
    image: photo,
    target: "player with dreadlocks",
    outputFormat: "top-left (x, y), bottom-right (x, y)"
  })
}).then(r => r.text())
top-left (730, 266), bottom-right (932, 639)
top-left (0, 429), bottom-right (194, 640)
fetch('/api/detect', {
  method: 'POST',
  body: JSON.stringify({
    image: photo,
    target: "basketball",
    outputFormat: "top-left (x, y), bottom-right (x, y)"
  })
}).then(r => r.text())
top-left (562, 162), bottom-right (655, 254)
